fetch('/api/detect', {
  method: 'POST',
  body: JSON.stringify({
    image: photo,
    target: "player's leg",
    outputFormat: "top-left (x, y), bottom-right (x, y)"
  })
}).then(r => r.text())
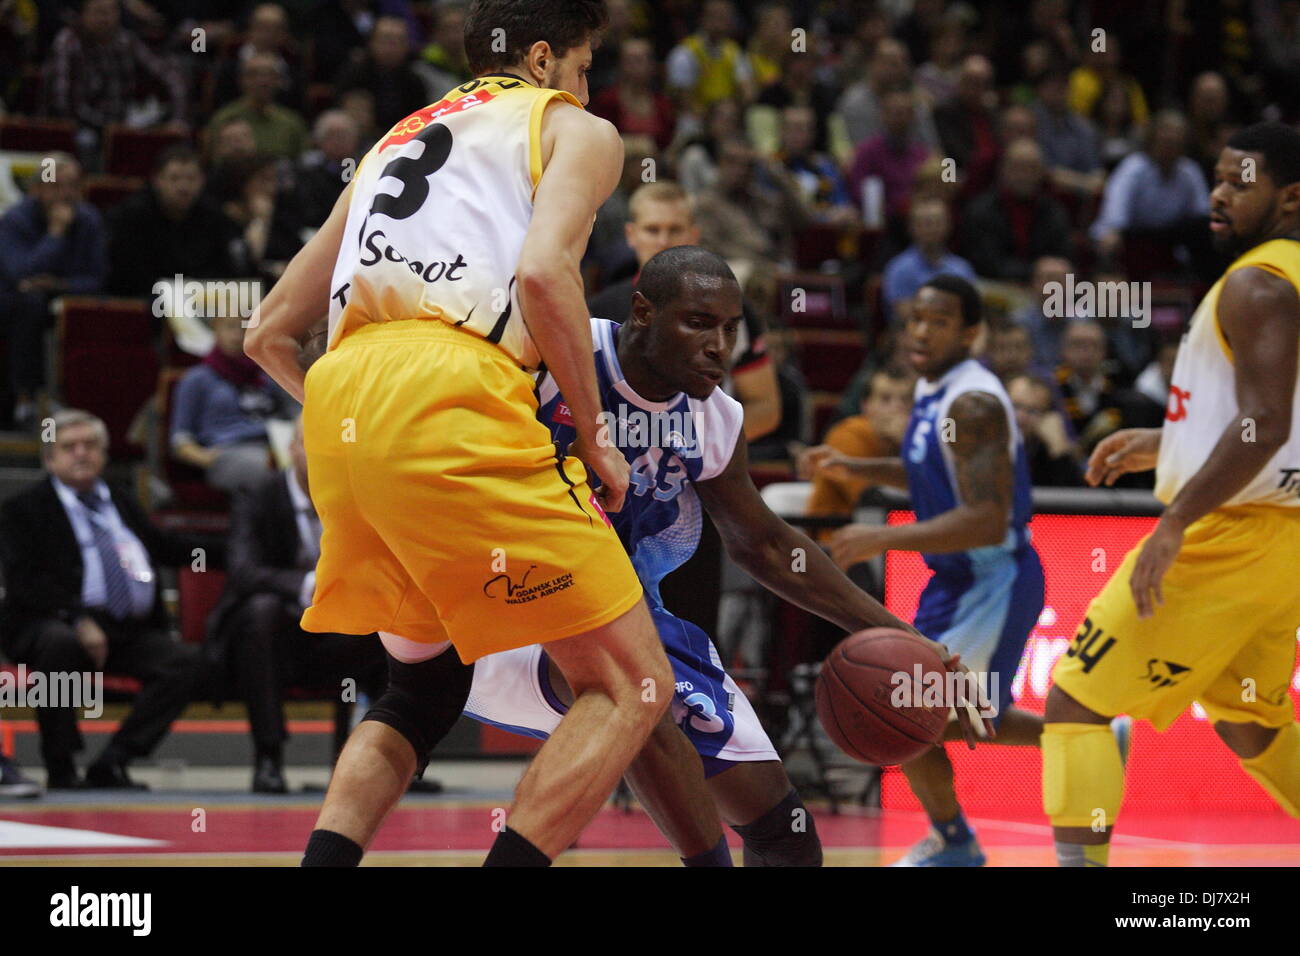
top-left (942, 705), bottom-right (1043, 744)
top-left (469, 642), bottom-right (733, 865)
top-left (1220, 722), bottom-right (1300, 815)
top-left (895, 548), bottom-right (1044, 867)
top-left (618, 607), bottom-right (813, 865)
top-left (621, 712), bottom-right (732, 866)
top-left (297, 358), bottom-right (476, 865)
top-left (709, 760), bottom-right (823, 866)
top-left (498, 598), bottom-right (672, 862)
top-left (1198, 611), bottom-right (1300, 818)
top-left (1041, 683), bottom-right (1120, 864)
top-left (304, 633), bottom-right (472, 866)
top-left (1046, 508), bottom-right (1299, 865)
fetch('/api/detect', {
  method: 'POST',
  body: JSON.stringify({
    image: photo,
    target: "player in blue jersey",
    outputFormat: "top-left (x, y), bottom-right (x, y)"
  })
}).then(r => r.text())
top-left (805, 275), bottom-right (1050, 867)
top-left (458, 248), bottom-right (989, 866)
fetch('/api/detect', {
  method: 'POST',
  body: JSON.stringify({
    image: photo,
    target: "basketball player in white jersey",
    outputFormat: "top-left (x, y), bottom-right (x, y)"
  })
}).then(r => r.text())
top-left (1044, 121), bottom-right (1300, 866)
top-left (246, 0), bottom-right (673, 867)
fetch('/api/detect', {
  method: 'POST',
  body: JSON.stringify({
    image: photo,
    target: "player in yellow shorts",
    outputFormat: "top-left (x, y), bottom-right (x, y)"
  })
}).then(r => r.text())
top-left (245, 0), bottom-right (673, 867)
top-left (1044, 121), bottom-right (1300, 866)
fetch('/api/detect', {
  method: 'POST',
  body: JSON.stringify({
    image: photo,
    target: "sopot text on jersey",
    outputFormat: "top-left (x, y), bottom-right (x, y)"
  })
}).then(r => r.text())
top-left (356, 227), bottom-right (469, 284)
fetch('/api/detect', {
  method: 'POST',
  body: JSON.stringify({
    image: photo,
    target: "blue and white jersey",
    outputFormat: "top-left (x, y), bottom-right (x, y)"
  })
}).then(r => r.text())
top-left (536, 319), bottom-right (745, 609)
top-left (901, 358), bottom-right (1035, 579)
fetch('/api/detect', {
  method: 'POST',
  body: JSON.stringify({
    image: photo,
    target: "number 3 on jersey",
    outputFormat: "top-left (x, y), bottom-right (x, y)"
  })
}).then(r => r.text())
top-left (366, 122), bottom-right (453, 226)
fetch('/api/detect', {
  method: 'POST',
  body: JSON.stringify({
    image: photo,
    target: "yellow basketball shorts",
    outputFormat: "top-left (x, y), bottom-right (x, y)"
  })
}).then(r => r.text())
top-left (298, 319), bottom-right (644, 663)
top-left (1052, 505), bottom-right (1300, 731)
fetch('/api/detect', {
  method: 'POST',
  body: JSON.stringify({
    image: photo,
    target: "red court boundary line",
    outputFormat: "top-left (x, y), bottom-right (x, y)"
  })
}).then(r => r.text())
top-left (2, 719), bottom-right (335, 734)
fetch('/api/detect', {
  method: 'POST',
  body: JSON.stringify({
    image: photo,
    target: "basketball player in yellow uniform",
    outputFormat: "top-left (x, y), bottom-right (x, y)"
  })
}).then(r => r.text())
top-left (1044, 122), bottom-right (1300, 866)
top-left (245, 0), bottom-right (673, 867)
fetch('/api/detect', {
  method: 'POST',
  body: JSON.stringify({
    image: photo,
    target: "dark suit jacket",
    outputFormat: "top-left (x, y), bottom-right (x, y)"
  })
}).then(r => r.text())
top-left (0, 476), bottom-right (225, 654)
top-left (959, 187), bottom-right (1073, 282)
top-left (206, 470), bottom-right (311, 673)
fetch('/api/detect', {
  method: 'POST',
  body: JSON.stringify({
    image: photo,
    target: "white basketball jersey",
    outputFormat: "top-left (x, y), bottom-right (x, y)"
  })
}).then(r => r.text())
top-left (1155, 239), bottom-right (1300, 508)
top-left (326, 75), bottom-right (582, 370)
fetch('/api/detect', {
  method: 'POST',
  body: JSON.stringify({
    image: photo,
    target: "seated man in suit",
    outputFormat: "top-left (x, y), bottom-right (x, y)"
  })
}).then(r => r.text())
top-left (211, 415), bottom-right (385, 793)
top-left (0, 410), bottom-right (220, 789)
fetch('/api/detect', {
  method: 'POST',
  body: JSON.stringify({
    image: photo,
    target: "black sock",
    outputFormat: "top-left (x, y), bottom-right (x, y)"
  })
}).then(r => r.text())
top-left (681, 835), bottom-right (733, 867)
top-left (301, 829), bottom-right (364, 867)
top-left (483, 827), bottom-right (551, 867)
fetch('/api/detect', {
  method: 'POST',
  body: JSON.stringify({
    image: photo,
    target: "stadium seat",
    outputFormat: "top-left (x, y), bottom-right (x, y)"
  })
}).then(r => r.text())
top-left (178, 565), bottom-right (227, 647)
top-left (790, 327), bottom-right (866, 393)
top-left (83, 174), bottom-right (143, 213)
top-left (102, 124), bottom-right (189, 178)
top-left (0, 116), bottom-right (76, 154)
top-left (56, 297), bottom-right (158, 460)
top-left (156, 368), bottom-right (230, 513)
top-left (776, 272), bottom-right (851, 329)
top-left (793, 224), bottom-right (850, 271)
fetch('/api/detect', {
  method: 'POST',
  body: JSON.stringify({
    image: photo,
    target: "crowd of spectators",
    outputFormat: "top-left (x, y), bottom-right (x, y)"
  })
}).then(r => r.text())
top-left (0, 0), bottom-right (1297, 794)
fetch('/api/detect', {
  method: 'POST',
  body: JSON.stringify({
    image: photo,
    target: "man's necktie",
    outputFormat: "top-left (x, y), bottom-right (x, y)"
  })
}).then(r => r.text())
top-left (77, 491), bottom-right (134, 620)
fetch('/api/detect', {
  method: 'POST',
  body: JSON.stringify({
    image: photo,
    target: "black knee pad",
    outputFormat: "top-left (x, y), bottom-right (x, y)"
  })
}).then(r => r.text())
top-left (362, 650), bottom-right (474, 776)
top-left (730, 788), bottom-right (823, 867)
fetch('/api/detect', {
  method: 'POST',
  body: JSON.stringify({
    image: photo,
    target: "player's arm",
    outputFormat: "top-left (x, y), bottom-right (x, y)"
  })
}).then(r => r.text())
top-left (244, 181), bottom-right (353, 402)
top-left (829, 391), bottom-right (1013, 565)
top-left (698, 432), bottom-right (992, 743)
top-left (699, 432), bottom-right (921, 638)
top-left (798, 445), bottom-right (910, 489)
top-left (517, 105), bottom-right (630, 507)
top-left (1128, 267), bottom-right (1298, 617)
top-left (1086, 427), bottom-right (1161, 486)
top-left (1161, 267), bottom-right (1298, 527)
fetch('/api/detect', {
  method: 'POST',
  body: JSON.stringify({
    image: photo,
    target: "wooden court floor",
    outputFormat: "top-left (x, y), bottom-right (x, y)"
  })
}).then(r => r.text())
top-left (2, 796), bottom-right (1297, 866)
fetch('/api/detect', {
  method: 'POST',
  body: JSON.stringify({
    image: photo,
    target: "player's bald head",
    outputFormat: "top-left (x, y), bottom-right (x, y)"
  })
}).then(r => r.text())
top-left (635, 246), bottom-right (738, 311)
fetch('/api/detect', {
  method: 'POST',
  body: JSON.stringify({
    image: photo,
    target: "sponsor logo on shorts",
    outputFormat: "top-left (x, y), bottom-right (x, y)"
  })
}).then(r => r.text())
top-left (1142, 658), bottom-right (1191, 689)
top-left (1277, 467), bottom-right (1300, 497)
top-left (552, 402), bottom-right (574, 426)
top-left (482, 565), bottom-right (575, 605)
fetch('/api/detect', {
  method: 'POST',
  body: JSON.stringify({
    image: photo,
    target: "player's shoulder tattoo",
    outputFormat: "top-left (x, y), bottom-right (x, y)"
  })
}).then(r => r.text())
top-left (948, 390), bottom-right (1009, 458)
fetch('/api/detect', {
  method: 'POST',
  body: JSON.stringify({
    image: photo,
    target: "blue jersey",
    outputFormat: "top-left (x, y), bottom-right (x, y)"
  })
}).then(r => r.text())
top-left (535, 319), bottom-right (744, 609)
top-left (901, 358), bottom-right (1036, 579)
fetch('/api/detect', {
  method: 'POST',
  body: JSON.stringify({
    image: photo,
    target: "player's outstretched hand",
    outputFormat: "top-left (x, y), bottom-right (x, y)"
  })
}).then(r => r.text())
top-left (919, 640), bottom-right (997, 748)
top-left (1086, 427), bottom-right (1161, 486)
top-left (797, 444), bottom-right (847, 481)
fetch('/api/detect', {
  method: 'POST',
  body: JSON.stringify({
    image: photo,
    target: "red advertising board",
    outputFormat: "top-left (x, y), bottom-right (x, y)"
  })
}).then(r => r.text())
top-left (882, 511), bottom-right (1300, 814)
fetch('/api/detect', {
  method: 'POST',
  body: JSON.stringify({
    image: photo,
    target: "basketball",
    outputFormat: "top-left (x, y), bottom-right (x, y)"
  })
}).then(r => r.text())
top-left (816, 628), bottom-right (951, 766)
